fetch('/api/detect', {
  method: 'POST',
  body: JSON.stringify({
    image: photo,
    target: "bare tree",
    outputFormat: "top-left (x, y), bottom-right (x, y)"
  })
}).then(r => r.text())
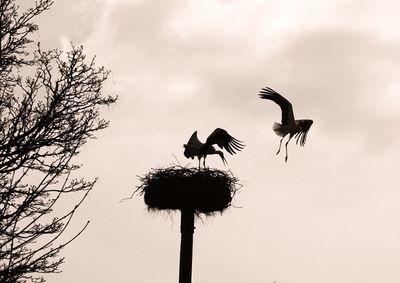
top-left (0, 1), bottom-right (117, 282)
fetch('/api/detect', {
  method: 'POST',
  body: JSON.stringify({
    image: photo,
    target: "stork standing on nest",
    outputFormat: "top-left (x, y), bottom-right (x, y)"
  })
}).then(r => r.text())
top-left (258, 87), bottom-right (313, 162)
top-left (183, 128), bottom-right (244, 168)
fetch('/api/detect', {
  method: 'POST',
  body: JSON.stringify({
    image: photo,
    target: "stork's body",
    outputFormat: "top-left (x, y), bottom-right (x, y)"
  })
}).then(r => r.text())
top-left (183, 128), bottom-right (244, 168)
top-left (259, 87), bottom-right (313, 162)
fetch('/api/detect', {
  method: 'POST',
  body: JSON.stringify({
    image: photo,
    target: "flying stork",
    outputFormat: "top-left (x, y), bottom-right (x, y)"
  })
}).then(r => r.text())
top-left (258, 87), bottom-right (313, 162)
top-left (183, 128), bottom-right (244, 168)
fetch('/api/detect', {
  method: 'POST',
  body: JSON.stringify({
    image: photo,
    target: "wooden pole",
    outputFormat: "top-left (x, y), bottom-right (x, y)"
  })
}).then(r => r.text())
top-left (179, 209), bottom-right (195, 283)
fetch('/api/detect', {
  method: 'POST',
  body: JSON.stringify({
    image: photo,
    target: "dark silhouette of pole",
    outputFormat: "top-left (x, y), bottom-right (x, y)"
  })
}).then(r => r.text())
top-left (179, 210), bottom-right (195, 283)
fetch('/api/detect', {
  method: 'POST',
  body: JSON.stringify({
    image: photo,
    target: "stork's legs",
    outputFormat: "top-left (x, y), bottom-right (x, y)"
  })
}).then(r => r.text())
top-left (197, 156), bottom-right (206, 169)
top-left (284, 134), bottom-right (293, 162)
top-left (276, 137), bottom-right (284, 155)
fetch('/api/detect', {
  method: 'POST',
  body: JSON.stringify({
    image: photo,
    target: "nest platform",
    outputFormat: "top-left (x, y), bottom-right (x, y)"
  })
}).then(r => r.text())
top-left (137, 166), bottom-right (240, 215)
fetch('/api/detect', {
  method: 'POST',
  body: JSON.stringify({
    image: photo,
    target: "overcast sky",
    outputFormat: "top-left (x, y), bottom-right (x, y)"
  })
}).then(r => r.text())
top-left (32, 0), bottom-right (400, 282)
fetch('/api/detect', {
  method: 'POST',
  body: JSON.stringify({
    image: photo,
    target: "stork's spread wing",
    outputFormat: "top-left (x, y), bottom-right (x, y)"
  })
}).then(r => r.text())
top-left (258, 87), bottom-right (295, 126)
top-left (186, 131), bottom-right (203, 147)
top-left (205, 128), bottom-right (244, 155)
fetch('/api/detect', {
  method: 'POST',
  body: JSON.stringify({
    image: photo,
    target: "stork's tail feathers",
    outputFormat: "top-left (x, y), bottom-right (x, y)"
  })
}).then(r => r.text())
top-left (272, 122), bottom-right (285, 137)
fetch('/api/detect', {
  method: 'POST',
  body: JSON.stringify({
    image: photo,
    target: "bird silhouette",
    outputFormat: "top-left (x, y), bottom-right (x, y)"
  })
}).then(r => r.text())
top-left (183, 128), bottom-right (244, 168)
top-left (258, 87), bottom-right (313, 162)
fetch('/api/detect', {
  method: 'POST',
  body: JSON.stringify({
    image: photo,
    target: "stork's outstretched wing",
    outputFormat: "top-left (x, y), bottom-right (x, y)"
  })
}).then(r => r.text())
top-left (186, 131), bottom-right (203, 147)
top-left (258, 87), bottom-right (295, 126)
top-left (205, 128), bottom-right (244, 155)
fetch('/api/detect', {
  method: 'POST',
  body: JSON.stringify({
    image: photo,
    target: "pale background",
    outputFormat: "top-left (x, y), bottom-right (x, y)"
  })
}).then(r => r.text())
top-left (30, 0), bottom-right (400, 282)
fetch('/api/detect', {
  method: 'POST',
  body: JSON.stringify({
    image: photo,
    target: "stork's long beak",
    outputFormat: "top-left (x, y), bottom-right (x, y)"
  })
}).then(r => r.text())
top-left (217, 151), bottom-right (227, 165)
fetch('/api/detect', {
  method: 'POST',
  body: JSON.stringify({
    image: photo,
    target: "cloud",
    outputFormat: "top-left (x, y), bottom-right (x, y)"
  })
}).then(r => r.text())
top-left (36, 0), bottom-right (105, 48)
top-left (82, 0), bottom-right (400, 158)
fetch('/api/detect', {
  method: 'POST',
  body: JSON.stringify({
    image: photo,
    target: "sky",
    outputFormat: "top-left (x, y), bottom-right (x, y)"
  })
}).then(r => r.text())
top-left (29, 0), bottom-right (400, 282)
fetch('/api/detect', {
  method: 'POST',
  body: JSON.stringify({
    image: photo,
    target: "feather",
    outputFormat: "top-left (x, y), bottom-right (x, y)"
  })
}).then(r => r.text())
top-left (259, 87), bottom-right (295, 125)
top-left (205, 128), bottom-right (244, 155)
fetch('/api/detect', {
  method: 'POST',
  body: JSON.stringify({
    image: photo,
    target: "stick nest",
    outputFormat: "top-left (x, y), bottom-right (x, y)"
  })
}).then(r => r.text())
top-left (137, 166), bottom-right (240, 215)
